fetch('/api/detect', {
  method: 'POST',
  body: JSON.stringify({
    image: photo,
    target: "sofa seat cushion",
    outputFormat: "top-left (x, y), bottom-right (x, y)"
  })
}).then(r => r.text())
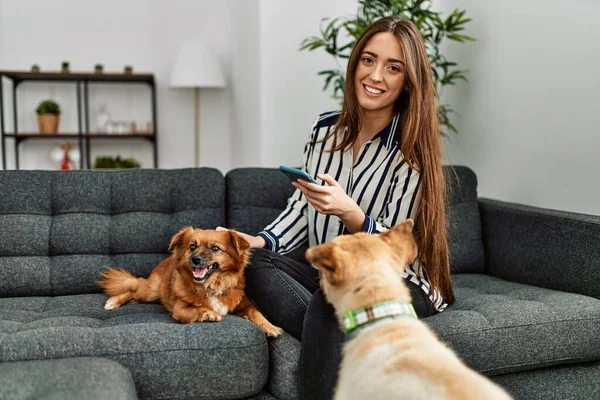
top-left (425, 274), bottom-right (600, 376)
top-left (0, 356), bottom-right (138, 400)
top-left (0, 294), bottom-right (269, 400)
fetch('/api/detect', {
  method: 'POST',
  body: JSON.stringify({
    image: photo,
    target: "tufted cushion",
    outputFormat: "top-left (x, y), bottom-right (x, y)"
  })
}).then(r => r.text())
top-left (0, 294), bottom-right (269, 399)
top-left (0, 168), bottom-right (225, 297)
top-left (225, 166), bottom-right (484, 272)
top-left (0, 357), bottom-right (138, 400)
top-left (226, 168), bottom-right (295, 236)
top-left (445, 166), bottom-right (484, 273)
top-left (425, 274), bottom-right (600, 376)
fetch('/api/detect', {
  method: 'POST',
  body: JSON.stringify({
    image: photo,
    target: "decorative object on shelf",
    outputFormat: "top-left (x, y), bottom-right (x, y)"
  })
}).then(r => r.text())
top-left (31, 64), bottom-right (40, 73)
top-left (169, 41), bottom-right (226, 167)
top-left (94, 155), bottom-right (141, 169)
top-left (105, 121), bottom-right (130, 135)
top-left (124, 65), bottom-right (133, 75)
top-left (94, 64), bottom-right (104, 74)
top-left (61, 61), bottom-right (70, 73)
top-left (50, 142), bottom-right (80, 170)
top-left (299, 0), bottom-right (475, 136)
top-left (35, 99), bottom-right (61, 134)
top-left (96, 104), bottom-right (111, 132)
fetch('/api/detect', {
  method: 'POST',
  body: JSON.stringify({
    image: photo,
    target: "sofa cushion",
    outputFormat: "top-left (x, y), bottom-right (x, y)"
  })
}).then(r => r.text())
top-left (226, 168), bottom-right (295, 236)
top-left (445, 166), bottom-right (485, 273)
top-left (0, 357), bottom-right (138, 400)
top-left (225, 166), bottom-right (484, 272)
top-left (0, 168), bottom-right (225, 297)
top-left (426, 274), bottom-right (600, 375)
top-left (0, 294), bottom-right (269, 399)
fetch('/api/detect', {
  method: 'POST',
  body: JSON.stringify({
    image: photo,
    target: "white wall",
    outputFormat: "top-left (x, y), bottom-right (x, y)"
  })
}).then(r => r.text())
top-left (256, 0), bottom-right (600, 215)
top-left (0, 0), bottom-right (232, 171)
top-left (257, 0), bottom-right (353, 167)
top-left (436, 0), bottom-right (600, 215)
top-left (2, 0), bottom-right (599, 215)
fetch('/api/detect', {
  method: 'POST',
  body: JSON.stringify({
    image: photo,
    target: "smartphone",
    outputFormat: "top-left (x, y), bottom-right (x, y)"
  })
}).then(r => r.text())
top-left (279, 165), bottom-right (318, 184)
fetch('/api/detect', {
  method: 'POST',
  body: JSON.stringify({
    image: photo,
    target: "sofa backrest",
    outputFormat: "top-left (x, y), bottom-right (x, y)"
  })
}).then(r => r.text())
top-left (0, 168), bottom-right (225, 297)
top-left (226, 165), bottom-right (484, 274)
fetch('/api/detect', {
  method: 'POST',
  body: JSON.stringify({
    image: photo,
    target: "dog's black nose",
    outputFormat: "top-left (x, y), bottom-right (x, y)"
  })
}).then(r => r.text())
top-left (191, 255), bottom-right (203, 266)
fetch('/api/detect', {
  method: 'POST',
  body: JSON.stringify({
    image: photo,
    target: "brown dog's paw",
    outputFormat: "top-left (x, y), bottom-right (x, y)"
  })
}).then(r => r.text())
top-left (260, 322), bottom-right (283, 338)
top-left (199, 310), bottom-right (222, 322)
top-left (104, 297), bottom-right (122, 310)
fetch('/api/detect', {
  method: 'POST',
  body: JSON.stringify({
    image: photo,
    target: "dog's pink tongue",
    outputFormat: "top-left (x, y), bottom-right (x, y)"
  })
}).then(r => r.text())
top-left (193, 267), bottom-right (208, 279)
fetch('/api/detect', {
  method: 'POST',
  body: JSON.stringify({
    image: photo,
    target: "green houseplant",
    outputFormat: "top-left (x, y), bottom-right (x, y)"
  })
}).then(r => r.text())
top-left (94, 155), bottom-right (141, 169)
top-left (35, 99), bottom-right (61, 134)
top-left (61, 61), bottom-right (70, 73)
top-left (300, 0), bottom-right (474, 135)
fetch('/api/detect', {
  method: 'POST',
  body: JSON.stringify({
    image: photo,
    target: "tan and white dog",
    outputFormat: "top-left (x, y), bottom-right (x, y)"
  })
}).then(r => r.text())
top-left (305, 220), bottom-right (512, 400)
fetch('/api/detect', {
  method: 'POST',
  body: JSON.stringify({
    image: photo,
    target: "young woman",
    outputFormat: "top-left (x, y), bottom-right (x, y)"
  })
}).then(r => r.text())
top-left (220, 16), bottom-right (454, 400)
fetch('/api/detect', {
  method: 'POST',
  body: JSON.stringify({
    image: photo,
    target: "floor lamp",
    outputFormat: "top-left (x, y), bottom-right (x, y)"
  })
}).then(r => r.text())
top-left (169, 42), bottom-right (226, 167)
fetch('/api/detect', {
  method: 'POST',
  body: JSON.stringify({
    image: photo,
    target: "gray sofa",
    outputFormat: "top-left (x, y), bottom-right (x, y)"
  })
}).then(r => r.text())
top-left (0, 166), bottom-right (599, 400)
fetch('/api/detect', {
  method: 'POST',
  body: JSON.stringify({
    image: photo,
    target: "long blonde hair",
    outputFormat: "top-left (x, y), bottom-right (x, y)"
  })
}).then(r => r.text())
top-left (325, 16), bottom-right (454, 304)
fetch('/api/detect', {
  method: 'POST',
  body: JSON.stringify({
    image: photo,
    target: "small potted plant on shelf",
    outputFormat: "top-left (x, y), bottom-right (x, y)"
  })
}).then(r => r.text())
top-left (61, 61), bottom-right (70, 73)
top-left (35, 99), bottom-right (61, 134)
top-left (94, 155), bottom-right (141, 169)
top-left (123, 65), bottom-right (133, 75)
top-left (94, 63), bottom-right (104, 74)
top-left (31, 64), bottom-right (40, 73)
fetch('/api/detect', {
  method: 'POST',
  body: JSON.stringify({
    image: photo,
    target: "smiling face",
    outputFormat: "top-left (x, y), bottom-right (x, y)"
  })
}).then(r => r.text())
top-left (353, 32), bottom-right (407, 117)
top-left (168, 227), bottom-right (250, 285)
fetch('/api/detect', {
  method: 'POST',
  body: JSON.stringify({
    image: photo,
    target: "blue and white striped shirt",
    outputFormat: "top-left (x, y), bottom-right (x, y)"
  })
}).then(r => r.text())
top-left (259, 110), bottom-right (446, 312)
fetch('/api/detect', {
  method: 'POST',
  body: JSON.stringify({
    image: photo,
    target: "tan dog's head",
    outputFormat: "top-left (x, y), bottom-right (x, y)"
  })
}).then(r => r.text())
top-left (305, 220), bottom-right (418, 321)
top-left (168, 227), bottom-right (250, 288)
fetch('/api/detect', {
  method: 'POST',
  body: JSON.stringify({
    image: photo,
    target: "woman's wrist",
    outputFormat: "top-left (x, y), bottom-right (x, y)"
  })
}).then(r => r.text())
top-left (253, 235), bottom-right (267, 249)
top-left (340, 203), bottom-right (366, 234)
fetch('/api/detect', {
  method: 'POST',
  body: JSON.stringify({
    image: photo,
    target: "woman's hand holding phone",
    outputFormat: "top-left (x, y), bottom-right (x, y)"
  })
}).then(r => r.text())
top-left (293, 174), bottom-right (364, 226)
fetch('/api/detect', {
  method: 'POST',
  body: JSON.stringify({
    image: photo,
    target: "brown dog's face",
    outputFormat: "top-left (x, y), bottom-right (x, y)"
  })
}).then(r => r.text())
top-left (305, 220), bottom-right (418, 312)
top-left (169, 227), bottom-right (250, 285)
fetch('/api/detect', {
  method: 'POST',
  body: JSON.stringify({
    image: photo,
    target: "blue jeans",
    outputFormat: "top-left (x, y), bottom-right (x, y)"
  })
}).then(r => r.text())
top-left (245, 248), bottom-right (436, 400)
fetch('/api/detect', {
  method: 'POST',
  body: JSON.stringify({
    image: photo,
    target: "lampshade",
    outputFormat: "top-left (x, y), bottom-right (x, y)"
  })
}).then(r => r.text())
top-left (169, 42), bottom-right (227, 88)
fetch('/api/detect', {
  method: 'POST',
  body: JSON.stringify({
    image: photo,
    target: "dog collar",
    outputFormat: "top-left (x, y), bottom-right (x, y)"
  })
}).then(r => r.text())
top-left (343, 300), bottom-right (417, 337)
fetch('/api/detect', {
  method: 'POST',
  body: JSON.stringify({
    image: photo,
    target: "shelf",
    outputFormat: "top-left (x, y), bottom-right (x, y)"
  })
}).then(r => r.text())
top-left (0, 70), bottom-right (154, 84)
top-left (0, 70), bottom-right (158, 170)
top-left (4, 133), bottom-right (154, 139)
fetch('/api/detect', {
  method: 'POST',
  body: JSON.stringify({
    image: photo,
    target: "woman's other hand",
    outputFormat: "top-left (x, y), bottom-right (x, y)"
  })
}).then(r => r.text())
top-left (216, 226), bottom-right (266, 248)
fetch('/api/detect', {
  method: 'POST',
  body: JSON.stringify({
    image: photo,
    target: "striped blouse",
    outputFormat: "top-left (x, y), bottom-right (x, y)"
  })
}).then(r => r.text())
top-left (258, 110), bottom-right (446, 312)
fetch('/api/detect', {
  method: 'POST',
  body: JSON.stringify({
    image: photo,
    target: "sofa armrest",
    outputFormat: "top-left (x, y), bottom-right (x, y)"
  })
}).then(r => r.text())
top-left (479, 198), bottom-right (600, 299)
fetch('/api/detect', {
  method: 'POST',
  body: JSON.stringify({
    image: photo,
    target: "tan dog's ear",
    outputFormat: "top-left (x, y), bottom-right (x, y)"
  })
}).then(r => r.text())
top-left (228, 230), bottom-right (250, 253)
top-left (169, 226), bottom-right (195, 252)
top-left (305, 243), bottom-right (336, 272)
top-left (380, 219), bottom-right (418, 265)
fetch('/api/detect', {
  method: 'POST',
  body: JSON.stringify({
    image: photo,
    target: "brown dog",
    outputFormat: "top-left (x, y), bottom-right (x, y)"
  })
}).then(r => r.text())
top-left (306, 220), bottom-right (512, 400)
top-left (98, 227), bottom-right (282, 337)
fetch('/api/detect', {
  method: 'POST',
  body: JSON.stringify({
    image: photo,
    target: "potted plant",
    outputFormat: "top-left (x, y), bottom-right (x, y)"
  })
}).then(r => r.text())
top-left (36, 99), bottom-right (61, 134)
top-left (123, 65), bottom-right (133, 75)
top-left (31, 64), bottom-right (40, 73)
top-left (94, 63), bottom-right (104, 74)
top-left (94, 155), bottom-right (141, 169)
top-left (299, 0), bottom-right (474, 136)
top-left (61, 61), bottom-right (70, 73)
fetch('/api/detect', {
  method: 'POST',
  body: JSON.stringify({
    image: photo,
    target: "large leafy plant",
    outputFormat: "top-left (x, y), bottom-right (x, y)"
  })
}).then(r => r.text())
top-left (300, 0), bottom-right (474, 135)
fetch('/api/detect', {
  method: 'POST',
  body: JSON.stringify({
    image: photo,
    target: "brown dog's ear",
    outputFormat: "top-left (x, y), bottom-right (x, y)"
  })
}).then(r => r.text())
top-left (380, 219), bottom-right (418, 265)
top-left (228, 230), bottom-right (250, 253)
top-left (169, 226), bottom-right (195, 252)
